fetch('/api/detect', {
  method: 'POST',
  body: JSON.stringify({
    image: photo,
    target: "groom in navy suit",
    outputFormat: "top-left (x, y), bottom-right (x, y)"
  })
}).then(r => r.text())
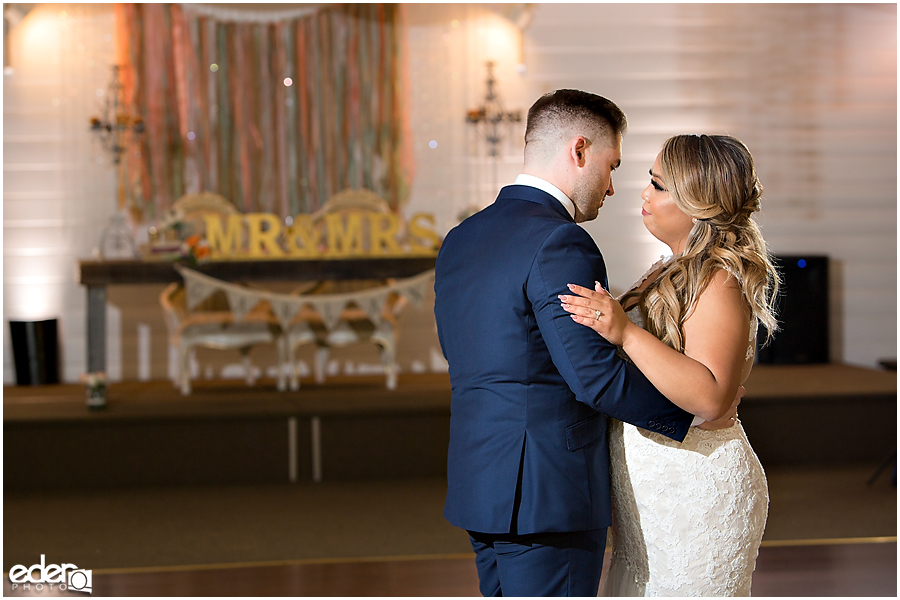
top-left (434, 90), bottom-right (695, 596)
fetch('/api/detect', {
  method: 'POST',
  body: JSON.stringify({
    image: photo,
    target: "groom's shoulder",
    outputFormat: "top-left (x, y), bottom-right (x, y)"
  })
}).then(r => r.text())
top-left (447, 195), bottom-right (558, 237)
top-left (538, 218), bottom-right (601, 253)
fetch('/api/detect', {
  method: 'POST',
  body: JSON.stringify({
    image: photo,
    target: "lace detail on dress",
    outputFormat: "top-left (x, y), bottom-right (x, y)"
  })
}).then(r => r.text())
top-left (605, 418), bottom-right (769, 596)
top-left (601, 280), bottom-right (769, 597)
top-left (746, 319), bottom-right (758, 361)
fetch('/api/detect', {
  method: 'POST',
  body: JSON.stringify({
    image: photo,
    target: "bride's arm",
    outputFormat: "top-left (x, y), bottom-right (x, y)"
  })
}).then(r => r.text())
top-left (561, 269), bottom-right (751, 422)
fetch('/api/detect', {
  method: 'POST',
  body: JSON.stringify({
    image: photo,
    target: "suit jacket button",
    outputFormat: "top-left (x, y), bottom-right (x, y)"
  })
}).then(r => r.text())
top-left (648, 420), bottom-right (656, 428)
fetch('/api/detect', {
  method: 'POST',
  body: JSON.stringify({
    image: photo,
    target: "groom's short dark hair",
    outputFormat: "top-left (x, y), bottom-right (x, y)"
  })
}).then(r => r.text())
top-left (525, 89), bottom-right (627, 153)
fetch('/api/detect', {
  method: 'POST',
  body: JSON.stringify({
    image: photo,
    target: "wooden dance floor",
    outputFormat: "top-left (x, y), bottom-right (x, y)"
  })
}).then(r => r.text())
top-left (5, 365), bottom-right (896, 491)
top-left (4, 367), bottom-right (895, 596)
top-left (3, 540), bottom-right (895, 596)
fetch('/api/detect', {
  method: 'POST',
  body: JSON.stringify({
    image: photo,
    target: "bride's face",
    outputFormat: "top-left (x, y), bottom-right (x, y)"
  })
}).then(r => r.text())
top-left (640, 153), bottom-right (694, 254)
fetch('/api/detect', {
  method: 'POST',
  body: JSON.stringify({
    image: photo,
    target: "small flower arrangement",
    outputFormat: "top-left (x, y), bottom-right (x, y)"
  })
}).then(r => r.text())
top-left (80, 371), bottom-right (106, 389)
top-left (182, 234), bottom-right (211, 264)
top-left (80, 372), bottom-right (107, 409)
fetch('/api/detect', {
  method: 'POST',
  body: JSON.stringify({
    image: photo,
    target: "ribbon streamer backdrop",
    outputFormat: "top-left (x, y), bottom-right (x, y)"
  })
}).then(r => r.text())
top-left (113, 3), bottom-right (414, 222)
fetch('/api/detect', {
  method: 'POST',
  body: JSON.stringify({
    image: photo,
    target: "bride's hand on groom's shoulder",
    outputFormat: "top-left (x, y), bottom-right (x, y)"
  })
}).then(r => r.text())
top-left (559, 282), bottom-right (630, 345)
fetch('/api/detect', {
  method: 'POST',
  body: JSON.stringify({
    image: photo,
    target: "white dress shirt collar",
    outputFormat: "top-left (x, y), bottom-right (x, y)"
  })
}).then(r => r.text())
top-left (514, 174), bottom-right (575, 220)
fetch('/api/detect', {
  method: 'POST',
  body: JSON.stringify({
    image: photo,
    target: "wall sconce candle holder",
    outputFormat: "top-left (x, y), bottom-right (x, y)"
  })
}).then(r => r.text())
top-left (466, 61), bottom-right (521, 159)
top-left (89, 65), bottom-right (144, 259)
top-left (89, 65), bottom-right (144, 165)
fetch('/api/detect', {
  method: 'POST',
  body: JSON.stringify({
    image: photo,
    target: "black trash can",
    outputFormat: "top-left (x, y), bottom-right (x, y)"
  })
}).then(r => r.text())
top-left (9, 319), bottom-right (60, 385)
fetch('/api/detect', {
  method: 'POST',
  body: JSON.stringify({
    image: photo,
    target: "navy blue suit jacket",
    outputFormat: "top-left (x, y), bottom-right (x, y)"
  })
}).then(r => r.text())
top-left (434, 185), bottom-right (693, 536)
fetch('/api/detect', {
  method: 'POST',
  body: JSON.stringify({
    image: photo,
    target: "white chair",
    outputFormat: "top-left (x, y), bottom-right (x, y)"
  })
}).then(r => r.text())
top-left (284, 280), bottom-right (408, 391)
top-left (160, 283), bottom-right (286, 394)
top-left (280, 189), bottom-right (413, 390)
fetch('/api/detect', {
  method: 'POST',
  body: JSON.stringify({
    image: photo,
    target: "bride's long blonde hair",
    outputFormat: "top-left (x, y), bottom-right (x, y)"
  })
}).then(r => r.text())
top-left (620, 134), bottom-right (780, 352)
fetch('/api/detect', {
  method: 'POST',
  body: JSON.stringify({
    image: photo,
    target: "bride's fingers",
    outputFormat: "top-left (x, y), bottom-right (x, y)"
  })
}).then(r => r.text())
top-left (559, 294), bottom-right (591, 309)
top-left (559, 297), bottom-right (606, 317)
top-left (565, 283), bottom-right (599, 298)
top-left (594, 281), bottom-right (612, 296)
top-left (561, 303), bottom-right (608, 323)
top-left (560, 302), bottom-right (592, 317)
top-left (568, 309), bottom-right (605, 325)
top-left (559, 291), bottom-right (612, 311)
top-left (569, 313), bottom-right (600, 327)
top-left (561, 302), bottom-right (611, 325)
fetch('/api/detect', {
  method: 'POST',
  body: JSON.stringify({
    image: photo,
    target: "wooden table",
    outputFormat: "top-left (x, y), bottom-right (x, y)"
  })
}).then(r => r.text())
top-left (78, 257), bottom-right (437, 374)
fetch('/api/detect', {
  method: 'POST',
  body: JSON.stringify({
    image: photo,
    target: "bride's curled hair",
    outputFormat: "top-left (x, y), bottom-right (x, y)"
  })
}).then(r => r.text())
top-left (621, 134), bottom-right (780, 352)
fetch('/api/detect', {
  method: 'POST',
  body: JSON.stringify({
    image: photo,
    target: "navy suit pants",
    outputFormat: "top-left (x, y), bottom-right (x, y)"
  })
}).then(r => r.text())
top-left (468, 528), bottom-right (607, 597)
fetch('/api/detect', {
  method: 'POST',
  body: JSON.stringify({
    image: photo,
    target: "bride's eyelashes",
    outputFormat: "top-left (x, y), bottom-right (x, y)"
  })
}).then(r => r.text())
top-left (648, 169), bottom-right (668, 192)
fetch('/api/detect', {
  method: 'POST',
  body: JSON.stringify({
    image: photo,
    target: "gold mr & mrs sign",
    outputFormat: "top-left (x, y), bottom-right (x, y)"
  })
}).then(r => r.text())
top-left (193, 189), bottom-right (442, 260)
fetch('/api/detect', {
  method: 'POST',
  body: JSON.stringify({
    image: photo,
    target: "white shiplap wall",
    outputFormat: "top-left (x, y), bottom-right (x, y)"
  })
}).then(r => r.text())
top-left (4, 4), bottom-right (120, 383)
top-left (518, 3), bottom-right (897, 367)
top-left (2, 3), bottom-right (896, 384)
top-left (405, 3), bottom-right (529, 233)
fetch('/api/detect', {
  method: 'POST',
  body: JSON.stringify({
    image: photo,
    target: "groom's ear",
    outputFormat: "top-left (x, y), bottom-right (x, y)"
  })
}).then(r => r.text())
top-left (570, 136), bottom-right (588, 168)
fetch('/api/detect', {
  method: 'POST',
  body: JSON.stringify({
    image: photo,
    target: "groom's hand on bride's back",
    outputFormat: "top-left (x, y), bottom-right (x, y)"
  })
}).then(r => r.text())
top-left (696, 385), bottom-right (744, 431)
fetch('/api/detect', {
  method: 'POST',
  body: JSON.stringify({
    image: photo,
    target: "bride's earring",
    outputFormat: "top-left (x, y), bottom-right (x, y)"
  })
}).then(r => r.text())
top-left (692, 218), bottom-right (698, 224)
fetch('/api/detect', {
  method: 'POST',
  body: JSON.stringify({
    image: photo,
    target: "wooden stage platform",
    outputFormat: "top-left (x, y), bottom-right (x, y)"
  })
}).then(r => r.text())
top-left (4, 364), bottom-right (896, 491)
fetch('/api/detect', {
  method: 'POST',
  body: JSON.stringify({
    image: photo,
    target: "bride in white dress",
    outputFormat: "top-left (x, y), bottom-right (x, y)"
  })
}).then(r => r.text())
top-left (560, 134), bottom-right (778, 596)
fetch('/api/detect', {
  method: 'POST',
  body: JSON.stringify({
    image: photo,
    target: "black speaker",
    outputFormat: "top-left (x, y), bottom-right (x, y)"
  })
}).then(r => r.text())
top-left (9, 319), bottom-right (60, 385)
top-left (756, 255), bottom-right (829, 364)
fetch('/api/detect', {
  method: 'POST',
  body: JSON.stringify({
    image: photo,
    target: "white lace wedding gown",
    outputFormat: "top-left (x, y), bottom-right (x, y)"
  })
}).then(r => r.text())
top-left (600, 267), bottom-right (769, 597)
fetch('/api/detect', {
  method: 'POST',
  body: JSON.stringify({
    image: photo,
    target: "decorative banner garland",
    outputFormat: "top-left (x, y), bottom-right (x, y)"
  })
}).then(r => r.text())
top-left (177, 265), bottom-right (434, 332)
